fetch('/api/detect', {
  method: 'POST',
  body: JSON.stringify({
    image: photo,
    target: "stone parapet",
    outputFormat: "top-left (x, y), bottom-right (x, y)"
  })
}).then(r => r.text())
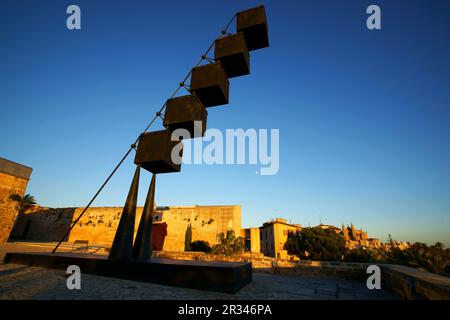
top-left (152, 251), bottom-right (450, 299)
top-left (381, 264), bottom-right (450, 300)
top-left (152, 251), bottom-right (370, 280)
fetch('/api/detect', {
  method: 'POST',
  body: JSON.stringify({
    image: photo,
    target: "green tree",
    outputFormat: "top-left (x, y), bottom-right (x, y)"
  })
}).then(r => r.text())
top-left (9, 193), bottom-right (36, 218)
top-left (212, 230), bottom-right (245, 256)
top-left (297, 227), bottom-right (347, 261)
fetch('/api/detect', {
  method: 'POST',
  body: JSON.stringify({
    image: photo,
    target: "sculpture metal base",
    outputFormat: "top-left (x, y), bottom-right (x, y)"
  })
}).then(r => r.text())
top-left (3, 252), bottom-right (252, 294)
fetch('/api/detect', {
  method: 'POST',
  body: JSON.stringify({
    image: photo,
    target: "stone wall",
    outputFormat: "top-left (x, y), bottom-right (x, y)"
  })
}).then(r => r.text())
top-left (381, 264), bottom-right (450, 300)
top-left (11, 207), bottom-right (133, 243)
top-left (156, 205), bottom-right (241, 251)
top-left (153, 250), bottom-right (370, 280)
top-left (0, 158), bottom-right (32, 242)
top-left (11, 205), bottom-right (242, 251)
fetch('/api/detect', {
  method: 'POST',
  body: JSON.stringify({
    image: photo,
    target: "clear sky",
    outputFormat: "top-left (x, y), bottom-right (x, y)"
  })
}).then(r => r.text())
top-left (1, 0), bottom-right (449, 246)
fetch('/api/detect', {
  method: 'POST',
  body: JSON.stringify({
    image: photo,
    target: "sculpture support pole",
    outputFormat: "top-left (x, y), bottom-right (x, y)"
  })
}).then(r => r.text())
top-left (132, 173), bottom-right (156, 260)
top-left (109, 165), bottom-right (140, 260)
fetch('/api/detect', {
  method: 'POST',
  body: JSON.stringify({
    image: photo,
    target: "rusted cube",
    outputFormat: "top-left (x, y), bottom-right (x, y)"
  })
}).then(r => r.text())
top-left (134, 130), bottom-right (183, 174)
top-left (236, 5), bottom-right (269, 51)
top-left (163, 95), bottom-right (207, 138)
top-left (214, 32), bottom-right (250, 78)
top-left (190, 62), bottom-right (229, 107)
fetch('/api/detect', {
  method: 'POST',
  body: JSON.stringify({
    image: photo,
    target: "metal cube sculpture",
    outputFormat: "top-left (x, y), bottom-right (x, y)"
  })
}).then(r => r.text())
top-left (214, 33), bottom-right (250, 78)
top-left (163, 95), bottom-right (207, 138)
top-left (134, 130), bottom-right (183, 174)
top-left (190, 62), bottom-right (229, 107)
top-left (236, 5), bottom-right (269, 51)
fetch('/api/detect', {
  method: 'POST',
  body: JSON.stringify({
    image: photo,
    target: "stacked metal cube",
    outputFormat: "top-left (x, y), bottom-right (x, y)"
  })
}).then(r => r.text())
top-left (135, 6), bottom-right (270, 174)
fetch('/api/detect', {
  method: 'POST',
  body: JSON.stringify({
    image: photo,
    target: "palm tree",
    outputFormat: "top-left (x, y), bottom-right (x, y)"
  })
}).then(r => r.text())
top-left (9, 193), bottom-right (36, 218)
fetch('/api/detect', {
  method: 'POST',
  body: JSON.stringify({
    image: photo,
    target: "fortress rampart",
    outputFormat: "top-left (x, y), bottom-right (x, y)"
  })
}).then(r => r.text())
top-left (10, 205), bottom-right (242, 251)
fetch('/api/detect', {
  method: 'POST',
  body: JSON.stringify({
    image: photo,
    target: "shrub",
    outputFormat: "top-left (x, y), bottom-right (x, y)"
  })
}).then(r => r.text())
top-left (188, 240), bottom-right (211, 253)
top-left (211, 230), bottom-right (245, 256)
top-left (345, 247), bottom-right (389, 263)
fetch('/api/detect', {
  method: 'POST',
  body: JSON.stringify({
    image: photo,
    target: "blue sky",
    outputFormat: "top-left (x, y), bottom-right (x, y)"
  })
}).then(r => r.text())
top-left (1, 0), bottom-right (449, 245)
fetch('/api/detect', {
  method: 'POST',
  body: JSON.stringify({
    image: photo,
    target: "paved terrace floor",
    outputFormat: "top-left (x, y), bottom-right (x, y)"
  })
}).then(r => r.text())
top-left (0, 242), bottom-right (396, 300)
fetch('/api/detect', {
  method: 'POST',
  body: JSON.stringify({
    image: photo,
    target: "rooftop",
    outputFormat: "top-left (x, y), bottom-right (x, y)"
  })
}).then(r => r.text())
top-left (0, 157), bottom-right (33, 180)
top-left (262, 218), bottom-right (301, 229)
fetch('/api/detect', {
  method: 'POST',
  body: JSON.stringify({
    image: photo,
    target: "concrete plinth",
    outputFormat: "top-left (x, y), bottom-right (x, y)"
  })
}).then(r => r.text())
top-left (3, 252), bottom-right (252, 294)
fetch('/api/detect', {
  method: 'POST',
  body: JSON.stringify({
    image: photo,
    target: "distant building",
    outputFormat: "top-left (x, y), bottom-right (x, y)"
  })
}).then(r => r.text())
top-left (342, 223), bottom-right (370, 249)
top-left (259, 218), bottom-right (301, 259)
top-left (317, 224), bottom-right (341, 233)
top-left (367, 238), bottom-right (382, 249)
top-left (0, 157), bottom-right (32, 242)
top-left (245, 220), bottom-right (383, 259)
top-left (384, 239), bottom-right (410, 251)
top-left (241, 227), bottom-right (261, 253)
top-left (318, 223), bottom-right (381, 249)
